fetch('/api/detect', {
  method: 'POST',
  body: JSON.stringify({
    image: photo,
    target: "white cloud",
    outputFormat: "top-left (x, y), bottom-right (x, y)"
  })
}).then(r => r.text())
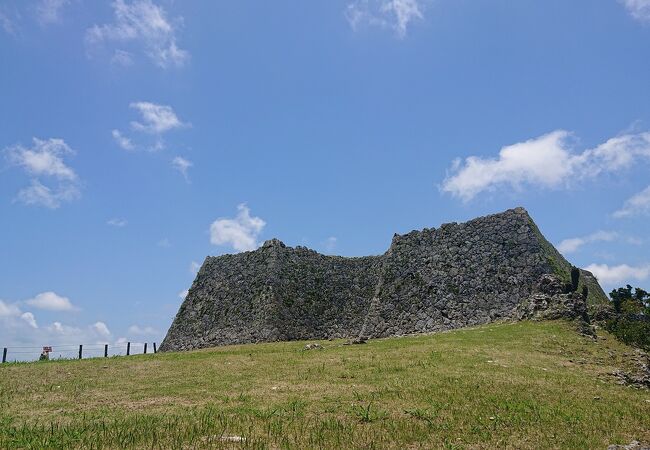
top-left (113, 101), bottom-right (187, 151)
top-left (557, 231), bottom-right (619, 254)
top-left (442, 131), bottom-right (573, 201)
top-left (112, 129), bottom-right (135, 150)
top-left (111, 49), bottom-right (134, 66)
top-left (35, 0), bottom-right (69, 25)
top-left (613, 185), bottom-right (650, 218)
top-left (346, 0), bottom-right (424, 38)
top-left (157, 237), bottom-right (171, 248)
top-left (7, 138), bottom-right (77, 180)
top-left (5, 138), bottom-right (81, 209)
top-left (15, 179), bottom-right (81, 209)
top-left (46, 321), bottom-right (115, 344)
top-left (49, 321), bottom-right (67, 333)
top-left (190, 261), bottom-right (200, 274)
top-left (21, 312), bottom-right (38, 329)
top-left (130, 101), bottom-right (187, 134)
top-left (442, 130), bottom-right (650, 201)
top-left (382, 0), bottom-right (424, 36)
top-left (107, 217), bottom-right (128, 227)
top-left (149, 140), bottom-right (165, 152)
top-left (172, 156), bottom-right (192, 180)
top-left (47, 321), bottom-right (111, 342)
top-left (26, 291), bottom-right (76, 312)
top-left (621, 0), bottom-right (650, 22)
top-left (86, 0), bottom-right (189, 68)
top-left (92, 321), bottom-right (111, 337)
top-left (583, 131), bottom-right (650, 173)
top-left (128, 325), bottom-right (157, 335)
top-left (178, 289), bottom-right (189, 300)
top-left (0, 300), bottom-right (21, 317)
top-left (0, 8), bottom-right (17, 35)
top-left (210, 204), bottom-right (266, 252)
top-left (0, 301), bottom-right (37, 329)
top-left (584, 263), bottom-right (650, 285)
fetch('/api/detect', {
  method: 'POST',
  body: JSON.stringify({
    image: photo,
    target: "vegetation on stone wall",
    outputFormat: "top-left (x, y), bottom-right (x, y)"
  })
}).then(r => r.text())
top-left (527, 216), bottom-right (609, 307)
top-left (570, 266), bottom-right (580, 292)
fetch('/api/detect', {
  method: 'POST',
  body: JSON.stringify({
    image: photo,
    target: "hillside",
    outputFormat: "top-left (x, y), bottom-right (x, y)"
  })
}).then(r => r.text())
top-left (1, 321), bottom-right (648, 449)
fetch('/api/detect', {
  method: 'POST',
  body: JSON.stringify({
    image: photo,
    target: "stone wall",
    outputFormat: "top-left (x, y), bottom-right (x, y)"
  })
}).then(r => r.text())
top-left (161, 239), bottom-right (381, 351)
top-left (160, 207), bottom-right (608, 351)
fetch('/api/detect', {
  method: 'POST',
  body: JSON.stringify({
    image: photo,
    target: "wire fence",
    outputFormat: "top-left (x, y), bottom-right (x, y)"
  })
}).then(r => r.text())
top-left (1, 342), bottom-right (159, 363)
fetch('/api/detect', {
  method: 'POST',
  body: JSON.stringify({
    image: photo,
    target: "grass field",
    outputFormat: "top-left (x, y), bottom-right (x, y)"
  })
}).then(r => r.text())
top-left (1, 321), bottom-right (649, 449)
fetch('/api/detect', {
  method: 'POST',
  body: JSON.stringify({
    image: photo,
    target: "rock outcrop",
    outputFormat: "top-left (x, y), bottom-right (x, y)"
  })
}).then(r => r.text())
top-left (161, 207), bottom-right (608, 352)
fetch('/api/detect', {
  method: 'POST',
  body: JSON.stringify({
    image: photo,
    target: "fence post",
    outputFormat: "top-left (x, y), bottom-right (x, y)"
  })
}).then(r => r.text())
top-left (144, 343), bottom-right (147, 354)
top-left (153, 342), bottom-right (157, 354)
top-left (104, 344), bottom-right (108, 358)
top-left (127, 342), bottom-right (131, 356)
top-left (2, 348), bottom-right (6, 363)
top-left (78, 345), bottom-right (83, 360)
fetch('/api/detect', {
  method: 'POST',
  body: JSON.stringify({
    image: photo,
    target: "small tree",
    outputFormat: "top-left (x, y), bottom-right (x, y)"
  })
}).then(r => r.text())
top-left (634, 287), bottom-right (650, 308)
top-left (610, 285), bottom-right (635, 314)
top-left (570, 266), bottom-right (580, 292)
top-left (609, 284), bottom-right (650, 315)
top-left (606, 285), bottom-right (650, 350)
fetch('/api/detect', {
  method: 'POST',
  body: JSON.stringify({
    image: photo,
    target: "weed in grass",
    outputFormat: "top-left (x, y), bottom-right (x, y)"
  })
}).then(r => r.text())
top-left (252, 407), bottom-right (278, 420)
top-left (404, 408), bottom-right (436, 425)
top-left (350, 403), bottom-right (387, 423)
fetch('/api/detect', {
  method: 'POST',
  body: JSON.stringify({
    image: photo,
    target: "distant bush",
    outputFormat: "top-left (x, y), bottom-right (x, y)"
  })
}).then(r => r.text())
top-left (610, 285), bottom-right (649, 314)
top-left (606, 285), bottom-right (650, 350)
top-left (606, 315), bottom-right (650, 351)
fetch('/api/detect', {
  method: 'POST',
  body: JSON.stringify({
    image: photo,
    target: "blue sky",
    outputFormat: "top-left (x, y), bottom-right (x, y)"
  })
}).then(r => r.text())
top-left (1, 0), bottom-right (650, 354)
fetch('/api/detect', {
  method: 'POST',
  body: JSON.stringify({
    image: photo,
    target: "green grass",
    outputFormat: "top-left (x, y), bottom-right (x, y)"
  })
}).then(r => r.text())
top-left (1, 321), bottom-right (649, 449)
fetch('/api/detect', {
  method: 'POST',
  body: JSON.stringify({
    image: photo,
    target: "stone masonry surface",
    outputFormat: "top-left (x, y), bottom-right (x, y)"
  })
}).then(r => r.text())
top-left (161, 207), bottom-right (608, 351)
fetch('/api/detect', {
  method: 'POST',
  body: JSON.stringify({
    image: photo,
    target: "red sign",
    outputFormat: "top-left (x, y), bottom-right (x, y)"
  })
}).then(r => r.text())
top-left (43, 346), bottom-right (52, 353)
